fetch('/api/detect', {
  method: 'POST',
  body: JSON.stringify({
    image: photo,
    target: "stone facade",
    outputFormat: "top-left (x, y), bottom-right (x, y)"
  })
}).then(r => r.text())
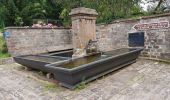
top-left (97, 13), bottom-right (170, 61)
top-left (96, 20), bottom-right (138, 51)
top-left (69, 7), bottom-right (98, 57)
top-left (5, 27), bottom-right (72, 56)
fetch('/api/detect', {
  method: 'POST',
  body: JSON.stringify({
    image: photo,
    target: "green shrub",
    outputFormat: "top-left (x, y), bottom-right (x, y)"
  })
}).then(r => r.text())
top-left (0, 37), bottom-right (4, 51)
top-left (0, 52), bottom-right (10, 58)
top-left (0, 36), bottom-right (10, 58)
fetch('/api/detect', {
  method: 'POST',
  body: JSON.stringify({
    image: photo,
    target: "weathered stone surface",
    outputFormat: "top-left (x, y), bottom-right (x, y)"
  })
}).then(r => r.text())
top-left (69, 7), bottom-right (98, 16)
top-left (0, 59), bottom-right (170, 100)
top-left (0, 57), bottom-right (14, 65)
top-left (96, 22), bottom-right (137, 51)
top-left (70, 7), bottom-right (98, 57)
top-left (5, 27), bottom-right (72, 56)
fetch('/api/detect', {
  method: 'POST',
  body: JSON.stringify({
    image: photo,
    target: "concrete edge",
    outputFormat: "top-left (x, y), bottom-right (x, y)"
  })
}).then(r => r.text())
top-left (0, 57), bottom-right (14, 65)
top-left (139, 57), bottom-right (170, 64)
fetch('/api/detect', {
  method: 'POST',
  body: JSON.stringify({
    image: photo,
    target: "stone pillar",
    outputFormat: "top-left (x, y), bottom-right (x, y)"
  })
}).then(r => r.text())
top-left (69, 7), bottom-right (98, 57)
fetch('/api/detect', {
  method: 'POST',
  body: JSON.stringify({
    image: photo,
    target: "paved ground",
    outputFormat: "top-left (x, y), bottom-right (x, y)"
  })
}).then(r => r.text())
top-left (0, 59), bottom-right (170, 100)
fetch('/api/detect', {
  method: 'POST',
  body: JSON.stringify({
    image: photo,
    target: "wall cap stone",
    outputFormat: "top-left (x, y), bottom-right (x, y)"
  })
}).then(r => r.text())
top-left (69, 7), bottom-right (98, 16)
top-left (97, 12), bottom-right (170, 26)
top-left (5, 27), bottom-right (71, 30)
top-left (141, 13), bottom-right (170, 19)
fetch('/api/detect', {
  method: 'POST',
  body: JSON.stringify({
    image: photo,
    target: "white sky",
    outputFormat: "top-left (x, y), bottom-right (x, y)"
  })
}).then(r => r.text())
top-left (140, 0), bottom-right (158, 11)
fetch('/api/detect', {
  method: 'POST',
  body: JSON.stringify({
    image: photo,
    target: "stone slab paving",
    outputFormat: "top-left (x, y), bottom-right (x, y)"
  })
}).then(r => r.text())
top-left (0, 59), bottom-right (170, 100)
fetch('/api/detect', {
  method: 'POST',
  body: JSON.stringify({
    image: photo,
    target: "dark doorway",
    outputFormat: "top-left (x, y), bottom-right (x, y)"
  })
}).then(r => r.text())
top-left (128, 32), bottom-right (144, 47)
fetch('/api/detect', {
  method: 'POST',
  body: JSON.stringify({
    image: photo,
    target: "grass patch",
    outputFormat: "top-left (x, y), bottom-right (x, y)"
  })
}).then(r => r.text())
top-left (140, 57), bottom-right (170, 64)
top-left (0, 52), bottom-right (10, 58)
top-left (157, 59), bottom-right (170, 64)
top-left (75, 81), bottom-right (87, 90)
top-left (44, 83), bottom-right (57, 91)
top-left (0, 36), bottom-right (5, 50)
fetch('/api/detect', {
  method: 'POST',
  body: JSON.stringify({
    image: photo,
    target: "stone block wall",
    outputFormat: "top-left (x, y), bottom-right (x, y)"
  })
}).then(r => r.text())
top-left (5, 27), bottom-right (72, 56)
top-left (4, 13), bottom-right (170, 61)
top-left (97, 13), bottom-right (170, 61)
top-left (140, 17), bottom-right (170, 61)
top-left (96, 20), bottom-right (138, 51)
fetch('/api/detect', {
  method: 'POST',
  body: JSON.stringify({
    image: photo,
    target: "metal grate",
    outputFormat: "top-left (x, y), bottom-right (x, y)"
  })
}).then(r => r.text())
top-left (128, 32), bottom-right (144, 47)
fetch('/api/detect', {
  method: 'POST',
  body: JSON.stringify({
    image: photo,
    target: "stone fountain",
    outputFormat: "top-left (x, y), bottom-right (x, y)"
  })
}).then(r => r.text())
top-left (69, 7), bottom-right (98, 58)
top-left (13, 7), bottom-right (143, 89)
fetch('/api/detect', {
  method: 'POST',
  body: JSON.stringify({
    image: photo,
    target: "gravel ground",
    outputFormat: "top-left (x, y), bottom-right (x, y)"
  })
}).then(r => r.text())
top-left (0, 59), bottom-right (170, 100)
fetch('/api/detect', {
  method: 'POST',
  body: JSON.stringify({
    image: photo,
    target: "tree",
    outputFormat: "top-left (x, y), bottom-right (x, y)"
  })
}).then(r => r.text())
top-left (0, 0), bottom-right (62, 26)
top-left (56, 0), bottom-right (143, 25)
top-left (154, 0), bottom-right (164, 11)
top-left (0, 4), bottom-right (5, 29)
top-left (0, 0), bottom-right (144, 27)
top-left (146, 0), bottom-right (170, 13)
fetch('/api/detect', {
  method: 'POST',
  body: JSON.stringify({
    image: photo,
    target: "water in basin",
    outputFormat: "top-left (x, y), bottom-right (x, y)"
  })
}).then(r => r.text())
top-left (59, 54), bottom-right (110, 69)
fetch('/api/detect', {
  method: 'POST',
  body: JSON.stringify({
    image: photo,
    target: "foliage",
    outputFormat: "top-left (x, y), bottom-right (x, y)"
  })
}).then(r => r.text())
top-left (0, 36), bottom-right (7, 53)
top-left (0, 52), bottom-right (11, 58)
top-left (0, 3), bottom-right (6, 29)
top-left (44, 83), bottom-right (57, 91)
top-left (14, 16), bottom-right (23, 26)
top-left (0, 28), bottom-right (4, 33)
top-left (0, 36), bottom-right (10, 58)
top-left (0, 0), bottom-right (62, 26)
top-left (145, 0), bottom-right (170, 13)
top-left (57, 0), bottom-right (144, 25)
top-left (75, 81), bottom-right (86, 90)
top-left (0, 0), bottom-right (168, 27)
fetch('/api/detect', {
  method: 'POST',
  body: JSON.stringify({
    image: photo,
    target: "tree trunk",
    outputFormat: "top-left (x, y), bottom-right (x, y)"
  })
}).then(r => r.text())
top-left (154, 0), bottom-right (165, 12)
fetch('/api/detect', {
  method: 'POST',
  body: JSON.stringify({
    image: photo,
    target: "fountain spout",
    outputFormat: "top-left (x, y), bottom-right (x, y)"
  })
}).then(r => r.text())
top-left (84, 39), bottom-right (99, 55)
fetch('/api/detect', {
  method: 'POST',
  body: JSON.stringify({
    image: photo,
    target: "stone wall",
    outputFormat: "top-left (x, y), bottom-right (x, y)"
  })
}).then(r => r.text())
top-left (4, 13), bottom-right (170, 61)
top-left (96, 20), bottom-right (138, 51)
top-left (96, 13), bottom-right (170, 61)
top-left (5, 27), bottom-right (72, 56)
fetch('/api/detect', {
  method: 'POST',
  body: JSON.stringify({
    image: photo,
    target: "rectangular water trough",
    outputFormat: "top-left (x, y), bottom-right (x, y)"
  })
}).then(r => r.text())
top-left (45, 47), bottom-right (143, 89)
top-left (13, 50), bottom-right (72, 72)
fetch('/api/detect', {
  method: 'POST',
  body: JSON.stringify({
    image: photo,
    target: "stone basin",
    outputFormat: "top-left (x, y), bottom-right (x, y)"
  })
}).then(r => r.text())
top-left (13, 50), bottom-right (73, 72)
top-left (45, 47), bottom-right (143, 89)
top-left (14, 47), bottom-right (143, 89)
